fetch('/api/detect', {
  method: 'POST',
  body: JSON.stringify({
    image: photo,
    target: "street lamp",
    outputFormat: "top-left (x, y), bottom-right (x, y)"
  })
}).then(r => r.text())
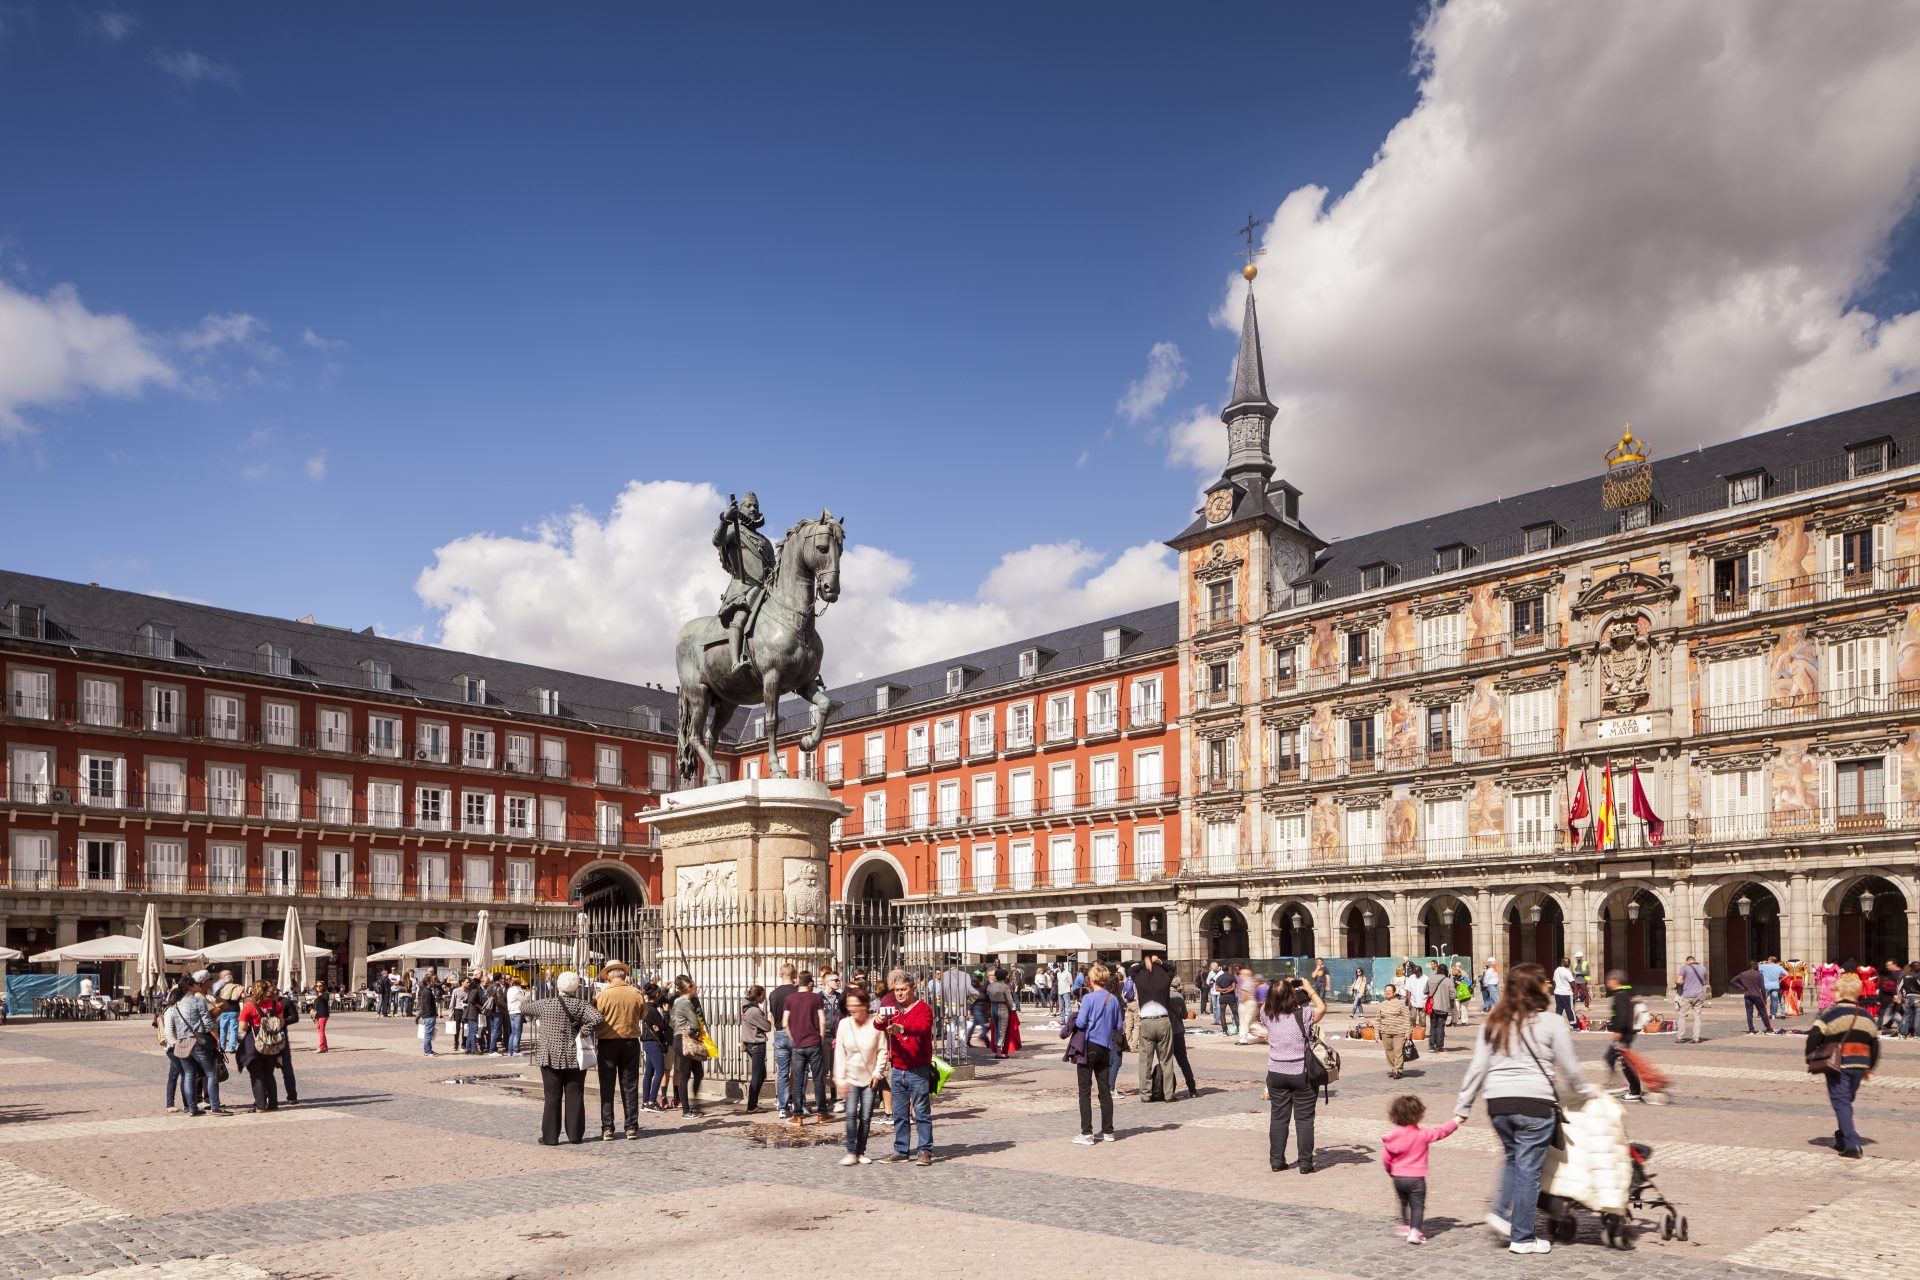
top-left (1528, 904), bottom-right (1543, 924)
top-left (1627, 899), bottom-right (1641, 923)
top-left (1860, 889), bottom-right (1876, 916)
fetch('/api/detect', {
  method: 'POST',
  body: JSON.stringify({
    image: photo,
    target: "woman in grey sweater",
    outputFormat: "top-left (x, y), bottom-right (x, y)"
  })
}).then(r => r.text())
top-left (740, 985), bottom-right (772, 1114)
top-left (1453, 962), bottom-right (1598, 1255)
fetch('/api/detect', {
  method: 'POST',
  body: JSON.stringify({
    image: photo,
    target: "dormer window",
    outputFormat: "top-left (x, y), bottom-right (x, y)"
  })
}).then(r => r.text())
top-left (461, 676), bottom-right (486, 705)
top-left (1727, 471), bottom-right (1765, 506)
top-left (876, 685), bottom-right (893, 712)
top-left (140, 623), bottom-right (175, 659)
top-left (1360, 563), bottom-right (1390, 591)
top-left (1101, 628), bottom-right (1125, 660)
top-left (534, 687), bottom-right (560, 716)
top-left (1848, 439), bottom-right (1891, 479)
top-left (362, 658), bottom-right (392, 692)
top-left (1523, 524), bottom-right (1556, 554)
top-left (1433, 545), bottom-right (1470, 574)
top-left (1620, 501), bottom-right (1653, 531)
top-left (1018, 649), bottom-right (1038, 677)
top-left (750, 713), bottom-right (765, 739)
top-left (8, 603), bottom-right (42, 640)
top-left (945, 667), bottom-right (967, 695)
top-left (259, 642), bottom-right (292, 677)
top-left (635, 704), bottom-right (661, 731)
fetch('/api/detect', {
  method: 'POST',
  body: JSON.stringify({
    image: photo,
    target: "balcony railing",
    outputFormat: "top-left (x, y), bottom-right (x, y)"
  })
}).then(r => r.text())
top-left (1691, 554), bottom-right (1920, 624)
top-left (862, 755), bottom-right (887, 779)
top-left (1694, 676), bottom-right (1920, 735)
top-left (0, 787), bottom-right (643, 849)
top-left (1288, 627), bottom-right (1565, 694)
top-left (1267, 730), bottom-right (1565, 783)
top-left (1127, 701), bottom-right (1164, 730)
top-left (1190, 683), bottom-right (1238, 712)
top-left (829, 779), bottom-right (1181, 842)
top-left (0, 867), bottom-right (565, 903)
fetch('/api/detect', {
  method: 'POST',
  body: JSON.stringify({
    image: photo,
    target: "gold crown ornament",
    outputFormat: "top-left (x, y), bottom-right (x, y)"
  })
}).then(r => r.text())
top-left (1606, 424), bottom-right (1649, 467)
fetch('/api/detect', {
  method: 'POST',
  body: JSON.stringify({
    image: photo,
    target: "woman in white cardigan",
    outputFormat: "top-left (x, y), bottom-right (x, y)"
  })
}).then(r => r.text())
top-left (832, 988), bottom-right (889, 1166)
top-left (1454, 962), bottom-right (1598, 1255)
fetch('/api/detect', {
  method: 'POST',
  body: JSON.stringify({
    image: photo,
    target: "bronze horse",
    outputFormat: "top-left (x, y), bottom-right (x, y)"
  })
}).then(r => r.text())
top-left (675, 511), bottom-right (844, 784)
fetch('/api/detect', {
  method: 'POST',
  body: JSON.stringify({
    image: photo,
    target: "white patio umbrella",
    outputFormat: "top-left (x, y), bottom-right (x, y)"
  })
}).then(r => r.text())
top-left (928, 924), bottom-right (1018, 956)
top-left (199, 936), bottom-right (331, 964)
top-left (996, 920), bottom-right (1165, 954)
top-left (278, 905), bottom-right (308, 991)
top-left (137, 904), bottom-right (168, 995)
top-left (492, 937), bottom-right (603, 964)
top-left (0, 947), bottom-right (21, 961)
top-left (571, 911), bottom-right (589, 976)
top-left (472, 910), bottom-right (493, 973)
top-left (30, 934), bottom-right (202, 964)
top-left (365, 935), bottom-right (477, 964)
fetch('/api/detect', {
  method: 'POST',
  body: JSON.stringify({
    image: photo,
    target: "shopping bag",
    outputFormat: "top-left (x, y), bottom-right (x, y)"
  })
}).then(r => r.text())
top-left (417, 1021), bottom-right (427, 1041)
top-left (930, 1055), bottom-right (955, 1096)
top-left (700, 1029), bottom-right (718, 1060)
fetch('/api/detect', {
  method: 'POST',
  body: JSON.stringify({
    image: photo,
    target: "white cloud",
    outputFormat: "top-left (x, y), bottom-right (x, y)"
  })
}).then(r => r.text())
top-left (1177, 0), bottom-right (1920, 539)
top-left (304, 451), bottom-right (327, 480)
top-left (240, 462), bottom-right (270, 481)
top-left (415, 480), bottom-right (1178, 687)
top-left (88, 10), bottom-right (136, 41)
top-left (300, 326), bottom-right (346, 351)
top-left (0, 278), bottom-right (175, 437)
top-left (150, 47), bottom-right (240, 89)
top-left (178, 312), bottom-right (280, 362)
top-left (1118, 341), bottom-right (1188, 422)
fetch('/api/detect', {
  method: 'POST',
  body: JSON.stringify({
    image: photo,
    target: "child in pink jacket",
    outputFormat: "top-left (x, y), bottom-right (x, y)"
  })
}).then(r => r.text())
top-left (1381, 1095), bottom-right (1460, 1244)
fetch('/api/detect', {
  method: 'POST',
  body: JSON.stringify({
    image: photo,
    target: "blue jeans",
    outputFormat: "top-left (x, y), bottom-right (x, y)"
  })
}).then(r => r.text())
top-left (1767, 989), bottom-right (1783, 1018)
top-left (890, 1065), bottom-right (933, 1157)
top-left (773, 1030), bottom-right (794, 1114)
top-left (1351, 992), bottom-right (1366, 1015)
top-left (1059, 989), bottom-right (1074, 1020)
top-left (844, 1083), bottom-right (877, 1155)
top-left (1105, 1045), bottom-right (1124, 1092)
top-left (463, 1018), bottom-right (478, 1052)
top-left (1902, 999), bottom-right (1920, 1038)
top-left (1483, 985), bottom-right (1498, 1012)
top-left (166, 1051), bottom-right (186, 1108)
top-left (1826, 1071), bottom-right (1864, 1152)
top-left (508, 1013), bottom-right (525, 1054)
top-left (421, 1017), bottom-right (438, 1054)
top-left (188, 1038), bottom-right (223, 1110)
top-left (1490, 1112), bottom-right (1558, 1244)
top-left (642, 1039), bottom-right (665, 1105)
top-left (791, 1044), bottom-right (825, 1116)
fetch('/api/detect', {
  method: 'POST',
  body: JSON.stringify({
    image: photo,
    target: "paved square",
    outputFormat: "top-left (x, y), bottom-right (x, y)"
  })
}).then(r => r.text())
top-left (0, 1003), bottom-right (1912, 1279)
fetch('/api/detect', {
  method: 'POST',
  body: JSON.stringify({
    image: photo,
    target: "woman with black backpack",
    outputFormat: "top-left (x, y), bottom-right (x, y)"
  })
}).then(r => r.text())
top-left (238, 980), bottom-right (290, 1113)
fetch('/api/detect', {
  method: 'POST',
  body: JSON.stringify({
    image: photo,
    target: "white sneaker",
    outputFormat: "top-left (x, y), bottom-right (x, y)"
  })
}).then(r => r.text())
top-left (1485, 1214), bottom-right (1512, 1238)
top-left (856, 1154), bottom-right (872, 1164)
top-left (1072, 1134), bottom-right (1098, 1145)
top-left (839, 1154), bottom-right (858, 1166)
top-left (1099, 1132), bottom-right (1116, 1143)
top-left (1393, 1225), bottom-right (1412, 1237)
top-left (1509, 1240), bottom-right (1550, 1254)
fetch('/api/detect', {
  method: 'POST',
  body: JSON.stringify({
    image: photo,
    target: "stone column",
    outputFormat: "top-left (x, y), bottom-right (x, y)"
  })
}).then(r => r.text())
top-left (1390, 891), bottom-right (1413, 960)
top-left (1567, 885), bottom-right (1594, 970)
top-left (1472, 888), bottom-right (1496, 970)
top-left (1312, 893), bottom-right (1333, 962)
top-left (55, 914), bottom-right (79, 976)
top-left (183, 921), bottom-right (205, 950)
top-left (1785, 872), bottom-right (1814, 964)
top-left (348, 919), bottom-right (370, 992)
top-left (242, 917), bottom-right (265, 940)
top-left (1117, 908), bottom-right (1138, 964)
top-left (1705, 915), bottom-right (1729, 992)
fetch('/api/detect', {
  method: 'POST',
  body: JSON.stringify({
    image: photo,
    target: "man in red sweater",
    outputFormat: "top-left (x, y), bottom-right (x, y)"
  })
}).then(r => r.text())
top-left (876, 969), bottom-right (936, 1165)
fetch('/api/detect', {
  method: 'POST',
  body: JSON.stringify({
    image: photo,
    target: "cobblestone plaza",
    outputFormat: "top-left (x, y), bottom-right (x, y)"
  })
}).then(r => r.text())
top-left (0, 1004), bottom-right (1910, 1279)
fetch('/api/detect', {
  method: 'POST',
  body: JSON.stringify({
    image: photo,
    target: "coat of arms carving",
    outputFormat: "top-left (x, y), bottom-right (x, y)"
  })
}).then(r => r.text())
top-left (1597, 616), bottom-right (1652, 713)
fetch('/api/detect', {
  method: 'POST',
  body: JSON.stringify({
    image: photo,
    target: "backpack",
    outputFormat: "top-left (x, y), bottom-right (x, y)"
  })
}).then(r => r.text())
top-left (1293, 1009), bottom-right (1341, 1101)
top-left (253, 1002), bottom-right (288, 1056)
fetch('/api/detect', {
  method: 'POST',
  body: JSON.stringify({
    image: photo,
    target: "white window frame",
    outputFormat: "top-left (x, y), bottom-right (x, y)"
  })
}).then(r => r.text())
top-left (80, 751), bottom-right (124, 809)
top-left (1048, 761), bottom-right (1076, 813)
top-left (210, 843), bottom-right (246, 895)
top-left (505, 793), bottom-right (533, 836)
top-left (1134, 826), bottom-right (1164, 880)
top-left (1087, 684), bottom-right (1119, 735)
top-left (1091, 830), bottom-right (1120, 885)
top-left (1047, 834), bottom-right (1075, 888)
top-left (1344, 805), bottom-right (1382, 864)
top-left (597, 801), bottom-right (623, 846)
top-left (464, 727), bottom-right (497, 770)
top-left (207, 691), bottom-right (243, 741)
top-left (371, 852), bottom-right (401, 900)
top-left (863, 790), bottom-right (887, 831)
top-left (1133, 747), bottom-right (1164, 802)
top-left (416, 721), bottom-right (449, 764)
top-left (1269, 811), bottom-right (1308, 869)
top-left (262, 699), bottom-right (297, 748)
top-left (540, 736), bottom-right (568, 779)
top-left (81, 676), bottom-right (122, 727)
top-left (1045, 693), bottom-right (1075, 742)
top-left (934, 718), bottom-right (960, 763)
top-left (368, 780), bottom-right (403, 828)
top-left (263, 768), bottom-right (299, 821)
top-left (8, 667), bottom-right (51, 720)
top-left (1130, 676), bottom-right (1163, 725)
top-left (368, 713), bottom-right (402, 758)
top-left (463, 854), bottom-right (494, 902)
top-left (907, 723), bottom-right (929, 768)
top-left (318, 706), bottom-right (350, 752)
top-left (148, 838), bottom-right (187, 891)
top-left (1089, 754), bottom-right (1119, 806)
top-left (263, 844), bottom-right (300, 895)
top-left (207, 763), bottom-right (244, 818)
top-left (80, 836), bottom-right (126, 891)
top-left (146, 683), bottom-right (183, 733)
top-left (318, 847), bottom-right (352, 898)
top-left (971, 841), bottom-right (997, 893)
top-left (8, 746), bottom-right (51, 804)
top-left (507, 857), bottom-right (536, 903)
top-left (908, 784), bottom-right (930, 830)
top-left (10, 831), bottom-right (53, 888)
top-left (318, 773), bottom-right (352, 824)
top-left (595, 743), bottom-right (622, 785)
top-left (540, 796), bottom-right (567, 841)
top-left (418, 853), bottom-right (449, 900)
top-left (1511, 789), bottom-right (1554, 854)
top-left (463, 789), bottom-right (496, 835)
top-left (505, 733), bottom-right (534, 773)
top-left (416, 785), bottom-right (449, 832)
top-left (968, 709), bottom-right (995, 757)
top-left (1010, 838), bottom-right (1036, 890)
top-left (936, 846), bottom-right (962, 894)
top-left (1008, 768), bottom-right (1035, 818)
top-left (1422, 795), bottom-right (1467, 861)
top-left (145, 757), bottom-right (186, 815)
top-left (936, 779), bottom-right (961, 826)
top-left (1006, 701), bottom-right (1035, 749)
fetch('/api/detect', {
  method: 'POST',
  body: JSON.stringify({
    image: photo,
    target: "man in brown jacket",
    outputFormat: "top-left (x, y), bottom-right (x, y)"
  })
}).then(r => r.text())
top-left (1375, 982), bottom-right (1415, 1078)
top-left (594, 962), bottom-right (647, 1140)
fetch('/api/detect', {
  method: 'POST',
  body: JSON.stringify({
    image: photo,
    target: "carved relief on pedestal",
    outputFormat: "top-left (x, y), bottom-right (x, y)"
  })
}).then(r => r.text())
top-left (674, 862), bottom-right (738, 921)
top-left (783, 857), bottom-right (827, 921)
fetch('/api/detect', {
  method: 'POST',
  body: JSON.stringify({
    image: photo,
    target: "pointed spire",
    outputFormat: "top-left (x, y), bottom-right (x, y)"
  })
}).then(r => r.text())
top-left (1226, 285), bottom-right (1272, 414)
top-left (1220, 279), bottom-right (1277, 482)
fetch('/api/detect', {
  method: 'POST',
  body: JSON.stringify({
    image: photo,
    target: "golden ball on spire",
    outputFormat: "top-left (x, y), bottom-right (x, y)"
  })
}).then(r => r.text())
top-left (1242, 263), bottom-right (1259, 281)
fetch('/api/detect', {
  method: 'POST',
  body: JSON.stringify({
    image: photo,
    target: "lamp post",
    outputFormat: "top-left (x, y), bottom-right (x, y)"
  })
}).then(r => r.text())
top-left (1737, 893), bottom-right (1755, 966)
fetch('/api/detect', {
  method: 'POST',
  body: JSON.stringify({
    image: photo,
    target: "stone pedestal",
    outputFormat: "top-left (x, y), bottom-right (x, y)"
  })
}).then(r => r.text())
top-left (652, 777), bottom-right (849, 991)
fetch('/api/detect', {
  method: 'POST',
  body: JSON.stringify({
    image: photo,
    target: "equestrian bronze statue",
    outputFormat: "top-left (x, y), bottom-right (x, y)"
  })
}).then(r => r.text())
top-left (676, 497), bottom-right (844, 785)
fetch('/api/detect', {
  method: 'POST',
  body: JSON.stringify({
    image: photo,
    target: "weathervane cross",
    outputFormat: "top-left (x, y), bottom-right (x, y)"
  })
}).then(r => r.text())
top-left (1238, 211), bottom-right (1266, 268)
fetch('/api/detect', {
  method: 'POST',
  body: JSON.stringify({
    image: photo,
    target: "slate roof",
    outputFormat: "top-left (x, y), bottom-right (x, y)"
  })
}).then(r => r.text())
top-left (1303, 390), bottom-right (1920, 600)
top-left (0, 569), bottom-right (681, 735)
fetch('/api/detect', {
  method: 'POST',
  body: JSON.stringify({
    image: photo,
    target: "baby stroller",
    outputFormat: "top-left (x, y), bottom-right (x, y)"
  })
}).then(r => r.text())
top-left (1535, 1095), bottom-right (1688, 1249)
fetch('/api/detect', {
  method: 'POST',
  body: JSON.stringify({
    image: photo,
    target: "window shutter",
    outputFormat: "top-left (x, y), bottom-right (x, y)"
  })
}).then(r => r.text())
top-left (1747, 548), bottom-right (1764, 595)
top-left (1885, 750), bottom-right (1901, 821)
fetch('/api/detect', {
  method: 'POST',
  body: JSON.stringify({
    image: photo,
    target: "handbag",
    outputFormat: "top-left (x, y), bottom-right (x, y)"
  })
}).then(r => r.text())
top-left (680, 1029), bottom-right (709, 1061)
top-left (1805, 1014), bottom-right (1861, 1074)
top-left (1293, 1010), bottom-right (1340, 1097)
top-left (1519, 1025), bottom-right (1570, 1150)
top-left (1402, 1038), bottom-right (1420, 1062)
top-left (567, 998), bottom-right (598, 1070)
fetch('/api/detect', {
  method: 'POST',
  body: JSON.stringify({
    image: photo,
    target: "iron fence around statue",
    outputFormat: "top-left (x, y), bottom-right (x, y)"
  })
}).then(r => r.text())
top-left (516, 896), bottom-right (981, 1082)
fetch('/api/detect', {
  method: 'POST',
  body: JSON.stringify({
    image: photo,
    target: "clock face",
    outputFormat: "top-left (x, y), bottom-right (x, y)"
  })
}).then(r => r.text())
top-left (1205, 490), bottom-right (1234, 523)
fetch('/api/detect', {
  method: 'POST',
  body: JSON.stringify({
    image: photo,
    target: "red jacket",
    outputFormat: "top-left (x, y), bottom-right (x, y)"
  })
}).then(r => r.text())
top-left (877, 994), bottom-right (934, 1070)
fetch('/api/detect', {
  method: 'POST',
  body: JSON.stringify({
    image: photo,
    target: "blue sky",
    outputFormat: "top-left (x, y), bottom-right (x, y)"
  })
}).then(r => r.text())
top-left (4, 3), bottom-right (1919, 683)
top-left (0, 4), bottom-right (1420, 620)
